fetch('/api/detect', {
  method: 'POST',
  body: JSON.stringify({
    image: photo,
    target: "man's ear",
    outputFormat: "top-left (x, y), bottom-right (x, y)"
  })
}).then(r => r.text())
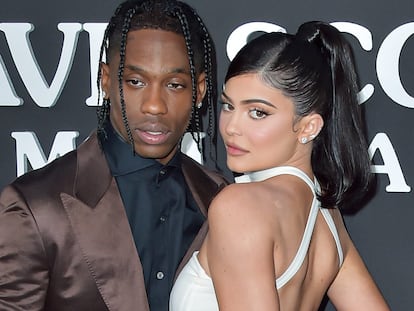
top-left (196, 72), bottom-right (207, 107)
top-left (298, 113), bottom-right (324, 143)
top-left (101, 62), bottom-right (110, 98)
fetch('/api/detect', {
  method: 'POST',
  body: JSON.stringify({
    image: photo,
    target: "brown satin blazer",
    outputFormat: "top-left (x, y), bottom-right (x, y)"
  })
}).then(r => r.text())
top-left (0, 132), bottom-right (228, 311)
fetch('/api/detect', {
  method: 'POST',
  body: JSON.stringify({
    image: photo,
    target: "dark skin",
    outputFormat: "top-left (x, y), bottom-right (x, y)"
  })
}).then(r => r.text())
top-left (101, 28), bottom-right (206, 164)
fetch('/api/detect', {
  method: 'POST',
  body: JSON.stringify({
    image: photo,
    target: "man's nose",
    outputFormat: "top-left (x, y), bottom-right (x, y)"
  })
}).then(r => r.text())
top-left (140, 86), bottom-right (168, 115)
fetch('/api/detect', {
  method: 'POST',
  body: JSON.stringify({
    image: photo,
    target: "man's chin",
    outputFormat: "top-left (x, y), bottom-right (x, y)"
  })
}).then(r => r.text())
top-left (134, 145), bottom-right (178, 164)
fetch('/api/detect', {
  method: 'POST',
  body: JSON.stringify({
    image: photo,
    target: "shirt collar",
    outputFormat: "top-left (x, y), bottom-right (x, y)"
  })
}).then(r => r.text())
top-left (100, 121), bottom-right (182, 176)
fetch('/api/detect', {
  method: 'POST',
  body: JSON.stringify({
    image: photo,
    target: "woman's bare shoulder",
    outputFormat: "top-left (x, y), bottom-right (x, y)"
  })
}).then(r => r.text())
top-left (207, 177), bottom-right (305, 236)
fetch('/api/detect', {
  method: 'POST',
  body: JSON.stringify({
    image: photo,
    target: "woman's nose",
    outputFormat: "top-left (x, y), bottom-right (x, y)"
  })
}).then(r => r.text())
top-left (221, 112), bottom-right (242, 136)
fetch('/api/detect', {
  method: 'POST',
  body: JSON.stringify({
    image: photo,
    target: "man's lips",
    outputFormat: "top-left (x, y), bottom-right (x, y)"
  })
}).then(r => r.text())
top-left (134, 124), bottom-right (171, 145)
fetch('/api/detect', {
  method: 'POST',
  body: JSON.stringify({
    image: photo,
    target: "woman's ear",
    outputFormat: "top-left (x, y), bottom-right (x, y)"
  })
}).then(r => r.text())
top-left (196, 72), bottom-right (207, 108)
top-left (298, 113), bottom-right (324, 144)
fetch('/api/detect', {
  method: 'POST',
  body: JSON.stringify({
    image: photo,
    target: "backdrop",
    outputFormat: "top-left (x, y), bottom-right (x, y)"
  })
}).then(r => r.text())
top-left (0, 0), bottom-right (412, 310)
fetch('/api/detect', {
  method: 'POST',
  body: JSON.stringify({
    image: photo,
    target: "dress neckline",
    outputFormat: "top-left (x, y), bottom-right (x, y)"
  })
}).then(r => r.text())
top-left (235, 165), bottom-right (314, 186)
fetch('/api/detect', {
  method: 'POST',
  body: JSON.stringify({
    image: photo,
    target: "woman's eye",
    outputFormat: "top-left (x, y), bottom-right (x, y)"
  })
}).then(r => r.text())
top-left (221, 102), bottom-right (233, 112)
top-left (249, 108), bottom-right (268, 119)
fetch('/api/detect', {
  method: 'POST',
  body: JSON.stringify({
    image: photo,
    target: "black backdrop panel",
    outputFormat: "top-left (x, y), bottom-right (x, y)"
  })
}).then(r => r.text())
top-left (1, 1), bottom-right (413, 310)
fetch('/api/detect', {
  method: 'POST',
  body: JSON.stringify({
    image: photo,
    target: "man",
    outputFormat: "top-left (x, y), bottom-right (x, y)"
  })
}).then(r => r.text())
top-left (0, 1), bottom-right (227, 310)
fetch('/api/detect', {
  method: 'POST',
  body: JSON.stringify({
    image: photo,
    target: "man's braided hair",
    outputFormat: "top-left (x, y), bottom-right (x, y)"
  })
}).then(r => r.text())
top-left (97, 0), bottom-right (217, 157)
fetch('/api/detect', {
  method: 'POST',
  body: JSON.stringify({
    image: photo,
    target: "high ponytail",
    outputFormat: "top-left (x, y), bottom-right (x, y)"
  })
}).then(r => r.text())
top-left (225, 21), bottom-right (373, 210)
top-left (296, 21), bottom-right (372, 210)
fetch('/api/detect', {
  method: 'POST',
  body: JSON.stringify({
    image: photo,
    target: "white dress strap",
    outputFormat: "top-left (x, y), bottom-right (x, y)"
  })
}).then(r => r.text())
top-left (169, 167), bottom-right (343, 311)
top-left (320, 209), bottom-right (344, 266)
top-left (236, 166), bottom-right (320, 289)
top-left (236, 166), bottom-right (343, 289)
top-left (235, 166), bottom-right (314, 188)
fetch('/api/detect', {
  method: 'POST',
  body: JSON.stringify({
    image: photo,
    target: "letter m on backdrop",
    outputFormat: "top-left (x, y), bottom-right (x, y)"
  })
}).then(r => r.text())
top-left (11, 131), bottom-right (79, 177)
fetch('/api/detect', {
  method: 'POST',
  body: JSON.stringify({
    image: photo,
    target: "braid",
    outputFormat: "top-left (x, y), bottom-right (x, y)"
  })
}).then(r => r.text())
top-left (175, 10), bottom-right (197, 105)
top-left (175, 8), bottom-right (201, 145)
top-left (96, 0), bottom-right (218, 163)
top-left (118, 6), bottom-right (137, 151)
top-left (97, 26), bottom-right (111, 138)
top-left (193, 13), bottom-right (217, 159)
top-left (97, 2), bottom-right (129, 140)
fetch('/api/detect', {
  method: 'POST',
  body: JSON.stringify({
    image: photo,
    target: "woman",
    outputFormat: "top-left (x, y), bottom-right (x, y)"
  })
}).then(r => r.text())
top-left (170, 21), bottom-right (390, 310)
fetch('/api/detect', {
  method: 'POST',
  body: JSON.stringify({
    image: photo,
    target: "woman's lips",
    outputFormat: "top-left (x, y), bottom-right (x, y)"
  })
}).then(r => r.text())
top-left (225, 143), bottom-right (248, 156)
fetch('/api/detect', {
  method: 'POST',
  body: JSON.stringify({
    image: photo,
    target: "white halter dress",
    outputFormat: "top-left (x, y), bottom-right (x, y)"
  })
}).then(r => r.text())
top-left (169, 166), bottom-right (343, 311)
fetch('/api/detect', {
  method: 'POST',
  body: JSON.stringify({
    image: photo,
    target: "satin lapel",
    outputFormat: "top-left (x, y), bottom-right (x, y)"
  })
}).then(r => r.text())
top-left (175, 156), bottom-right (226, 278)
top-left (66, 132), bottom-right (149, 310)
top-left (181, 155), bottom-right (225, 218)
top-left (74, 132), bottom-right (112, 208)
top-left (62, 180), bottom-right (149, 311)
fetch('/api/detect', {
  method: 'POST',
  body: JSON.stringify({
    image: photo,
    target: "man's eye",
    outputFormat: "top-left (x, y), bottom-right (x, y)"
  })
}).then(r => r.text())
top-left (167, 83), bottom-right (184, 89)
top-left (127, 79), bottom-right (145, 87)
top-left (249, 108), bottom-right (268, 119)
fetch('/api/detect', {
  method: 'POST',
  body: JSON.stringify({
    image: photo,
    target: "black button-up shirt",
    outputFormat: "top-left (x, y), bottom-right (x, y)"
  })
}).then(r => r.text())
top-left (100, 122), bottom-right (205, 311)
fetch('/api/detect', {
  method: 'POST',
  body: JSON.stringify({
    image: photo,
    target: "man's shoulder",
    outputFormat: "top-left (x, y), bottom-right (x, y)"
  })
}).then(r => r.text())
top-left (181, 154), bottom-right (229, 186)
top-left (15, 148), bottom-right (77, 183)
top-left (10, 132), bottom-right (101, 199)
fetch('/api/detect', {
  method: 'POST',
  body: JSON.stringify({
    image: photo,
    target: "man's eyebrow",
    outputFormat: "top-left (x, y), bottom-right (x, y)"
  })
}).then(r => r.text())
top-left (221, 91), bottom-right (276, 108)
top-left (168, 68), bottom-right (191, 74)
top-left (124, 64), bottom-right (144, 72)
top-left (125, 64), bottom-right (190, 74)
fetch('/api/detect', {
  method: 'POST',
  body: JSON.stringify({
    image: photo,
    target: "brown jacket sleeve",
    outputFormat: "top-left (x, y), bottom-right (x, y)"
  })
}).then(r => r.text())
top-left (0, 185), bottom-right (49, 310)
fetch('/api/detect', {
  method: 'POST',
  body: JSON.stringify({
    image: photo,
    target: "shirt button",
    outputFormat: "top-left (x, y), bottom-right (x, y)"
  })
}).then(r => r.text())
top-left (159, 169), bottom-right (166, 176)
top-left (156, 271), bottom-right (164, 280)
top-left (160, 216), bottom-right (167, 222)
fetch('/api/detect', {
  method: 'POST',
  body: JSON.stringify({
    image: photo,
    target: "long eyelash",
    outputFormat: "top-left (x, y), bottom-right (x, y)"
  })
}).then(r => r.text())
top-left (249, 108), bottom-right (269, 119)
top-left (250, 108), bottom-right (268, 114)
top-left (219, 101), bottom-right (232, 110)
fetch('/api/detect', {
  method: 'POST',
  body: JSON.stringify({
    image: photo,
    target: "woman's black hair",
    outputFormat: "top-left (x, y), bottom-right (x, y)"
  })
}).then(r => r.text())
top-left (225, 21), bottom-right (372, 210)
top-left (96, 0), bottom-right (217, 158)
